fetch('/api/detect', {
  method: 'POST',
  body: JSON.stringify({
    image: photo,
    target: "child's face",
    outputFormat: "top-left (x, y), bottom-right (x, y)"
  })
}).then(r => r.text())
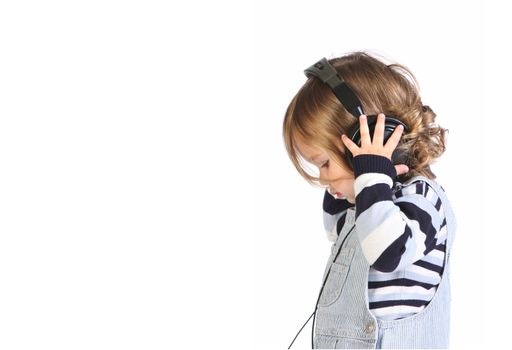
top-left (294, 136), bottom-right (356, 204)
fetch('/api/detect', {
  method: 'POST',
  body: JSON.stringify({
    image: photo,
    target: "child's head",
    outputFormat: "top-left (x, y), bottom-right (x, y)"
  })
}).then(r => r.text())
top-left (282, 51), bottom-right (448, 191)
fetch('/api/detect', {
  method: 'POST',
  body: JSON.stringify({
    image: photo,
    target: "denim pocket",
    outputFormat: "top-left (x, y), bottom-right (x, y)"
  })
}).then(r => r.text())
top-left (318, 248), bottom-right (354, 307)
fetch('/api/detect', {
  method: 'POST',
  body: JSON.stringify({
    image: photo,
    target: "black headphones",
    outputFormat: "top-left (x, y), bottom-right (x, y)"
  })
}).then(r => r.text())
top-left (303, 57), bottom-right (410, 169)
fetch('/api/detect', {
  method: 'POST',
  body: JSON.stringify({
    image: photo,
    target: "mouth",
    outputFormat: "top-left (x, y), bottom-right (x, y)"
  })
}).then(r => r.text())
top-left (329, 189), bottom-right (344, 199)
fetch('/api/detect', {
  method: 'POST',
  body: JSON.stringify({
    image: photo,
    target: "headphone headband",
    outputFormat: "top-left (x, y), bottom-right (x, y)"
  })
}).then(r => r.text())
top-left (304, 57), bottom-right (364, 118)
top-left (304, 58), bottom-right (343, 89)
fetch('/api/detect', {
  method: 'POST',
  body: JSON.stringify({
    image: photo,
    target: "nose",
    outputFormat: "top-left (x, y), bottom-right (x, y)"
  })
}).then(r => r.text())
top-left (320, 181), bottom-right (331, 190)
top-left (319, 179), bottom-right (331, 190)
top-left (319, 176), bottom-right (329, 186)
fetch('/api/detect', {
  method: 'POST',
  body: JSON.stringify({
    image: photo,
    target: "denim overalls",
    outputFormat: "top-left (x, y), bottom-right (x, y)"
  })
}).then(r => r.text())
top-left (313, 175), bottom-right (457, 349)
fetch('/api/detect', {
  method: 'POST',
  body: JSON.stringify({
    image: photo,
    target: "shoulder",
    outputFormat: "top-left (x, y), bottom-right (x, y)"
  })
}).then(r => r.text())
top-left (392, 176), bottom-right (447, 213)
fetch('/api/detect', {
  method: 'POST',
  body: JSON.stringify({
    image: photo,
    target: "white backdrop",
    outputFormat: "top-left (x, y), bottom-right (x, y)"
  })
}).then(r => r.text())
top-left (0, 0), bottom-right (509, 349)
top-left (253, 1), bottom-right (504, 349)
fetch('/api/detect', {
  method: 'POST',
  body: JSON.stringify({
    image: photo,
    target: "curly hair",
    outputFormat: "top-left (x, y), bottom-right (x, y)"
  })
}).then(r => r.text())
top-left (282, 51), bottom-right (449, 188)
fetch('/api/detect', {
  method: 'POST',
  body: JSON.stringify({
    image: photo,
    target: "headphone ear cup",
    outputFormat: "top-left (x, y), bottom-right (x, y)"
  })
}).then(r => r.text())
top-left (343, 114), bottom-right (410, 170)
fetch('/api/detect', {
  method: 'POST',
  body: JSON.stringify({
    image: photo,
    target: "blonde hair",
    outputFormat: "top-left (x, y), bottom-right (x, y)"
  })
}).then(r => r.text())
top-left (282, 51), bottom-right (449, 188)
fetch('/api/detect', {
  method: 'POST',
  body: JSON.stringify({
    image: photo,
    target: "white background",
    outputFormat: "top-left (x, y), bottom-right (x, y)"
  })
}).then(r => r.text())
top-left (253, 0), bottom-right (509, 349)
top-left (0, 0), bottom-right (509, 349)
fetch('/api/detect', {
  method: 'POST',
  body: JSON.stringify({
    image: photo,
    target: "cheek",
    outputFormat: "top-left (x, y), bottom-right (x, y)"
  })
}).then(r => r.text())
top-left (331, 163), bottom-right (353, 179)
top-left (334, 178), bottom-right (355, 192)
top-left (331, 166), bottom-right (354, 181)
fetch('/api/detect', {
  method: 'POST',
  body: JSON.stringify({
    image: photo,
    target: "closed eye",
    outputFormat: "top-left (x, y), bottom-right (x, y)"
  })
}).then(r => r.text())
top-left (321, 160), bottom-right (329, 168)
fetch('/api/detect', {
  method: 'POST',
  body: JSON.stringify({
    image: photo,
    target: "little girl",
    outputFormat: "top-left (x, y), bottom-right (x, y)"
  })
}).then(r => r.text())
top-left (283, 52), bottom-right (457, 349)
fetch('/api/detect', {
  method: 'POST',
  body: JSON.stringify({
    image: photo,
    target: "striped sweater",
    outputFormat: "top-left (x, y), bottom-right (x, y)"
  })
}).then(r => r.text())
top-left (322, 154), bottom-right (447, 320)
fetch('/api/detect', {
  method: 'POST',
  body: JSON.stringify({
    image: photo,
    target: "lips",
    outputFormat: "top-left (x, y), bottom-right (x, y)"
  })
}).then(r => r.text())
top-left (329, 189), bottom-right (344, 198)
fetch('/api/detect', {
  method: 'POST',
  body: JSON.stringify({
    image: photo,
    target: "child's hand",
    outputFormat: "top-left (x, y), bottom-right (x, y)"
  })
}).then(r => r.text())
top-left (341, 113), bottom-right (409, 175)
top-left (394, 164), bottom-right (409, 176)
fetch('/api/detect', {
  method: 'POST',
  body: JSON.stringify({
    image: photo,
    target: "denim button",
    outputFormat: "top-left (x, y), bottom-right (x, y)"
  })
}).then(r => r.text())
top-left (365, 322), bottom-right (375, 333)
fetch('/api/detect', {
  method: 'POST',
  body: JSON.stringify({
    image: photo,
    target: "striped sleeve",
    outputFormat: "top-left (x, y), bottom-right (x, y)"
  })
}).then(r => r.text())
top-left (322, 189), bottom-right (354, 242)
top-left (352, 154), bottom-right (443, 272)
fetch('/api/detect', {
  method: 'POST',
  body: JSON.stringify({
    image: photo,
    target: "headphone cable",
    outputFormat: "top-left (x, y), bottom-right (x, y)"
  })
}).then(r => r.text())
top-left (287, 310), bottom-right (315, 349)
top-left (287, 224), bottom-right (356, 349)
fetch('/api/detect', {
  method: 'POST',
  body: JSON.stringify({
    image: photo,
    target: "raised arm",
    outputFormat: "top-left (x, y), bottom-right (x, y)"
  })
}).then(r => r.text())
top-left (352, 154), bottom-right (444, 272)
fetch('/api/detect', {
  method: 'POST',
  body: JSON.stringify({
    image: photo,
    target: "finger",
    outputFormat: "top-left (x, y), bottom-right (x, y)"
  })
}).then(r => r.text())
top-left (373, 113), bottom-right (385, 145)
top-left (384, 124), bottom-right (404, 152)
top-left (341, 134), bottom-right (360, 156)
top-left (394, 164), bottom-right (409, 176)
top-left (359, 115), bottom-right (371, 147)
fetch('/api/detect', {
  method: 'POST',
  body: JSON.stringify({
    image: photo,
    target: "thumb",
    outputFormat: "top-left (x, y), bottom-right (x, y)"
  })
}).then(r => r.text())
top-left (394, 164), bottom-right (410, 176)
